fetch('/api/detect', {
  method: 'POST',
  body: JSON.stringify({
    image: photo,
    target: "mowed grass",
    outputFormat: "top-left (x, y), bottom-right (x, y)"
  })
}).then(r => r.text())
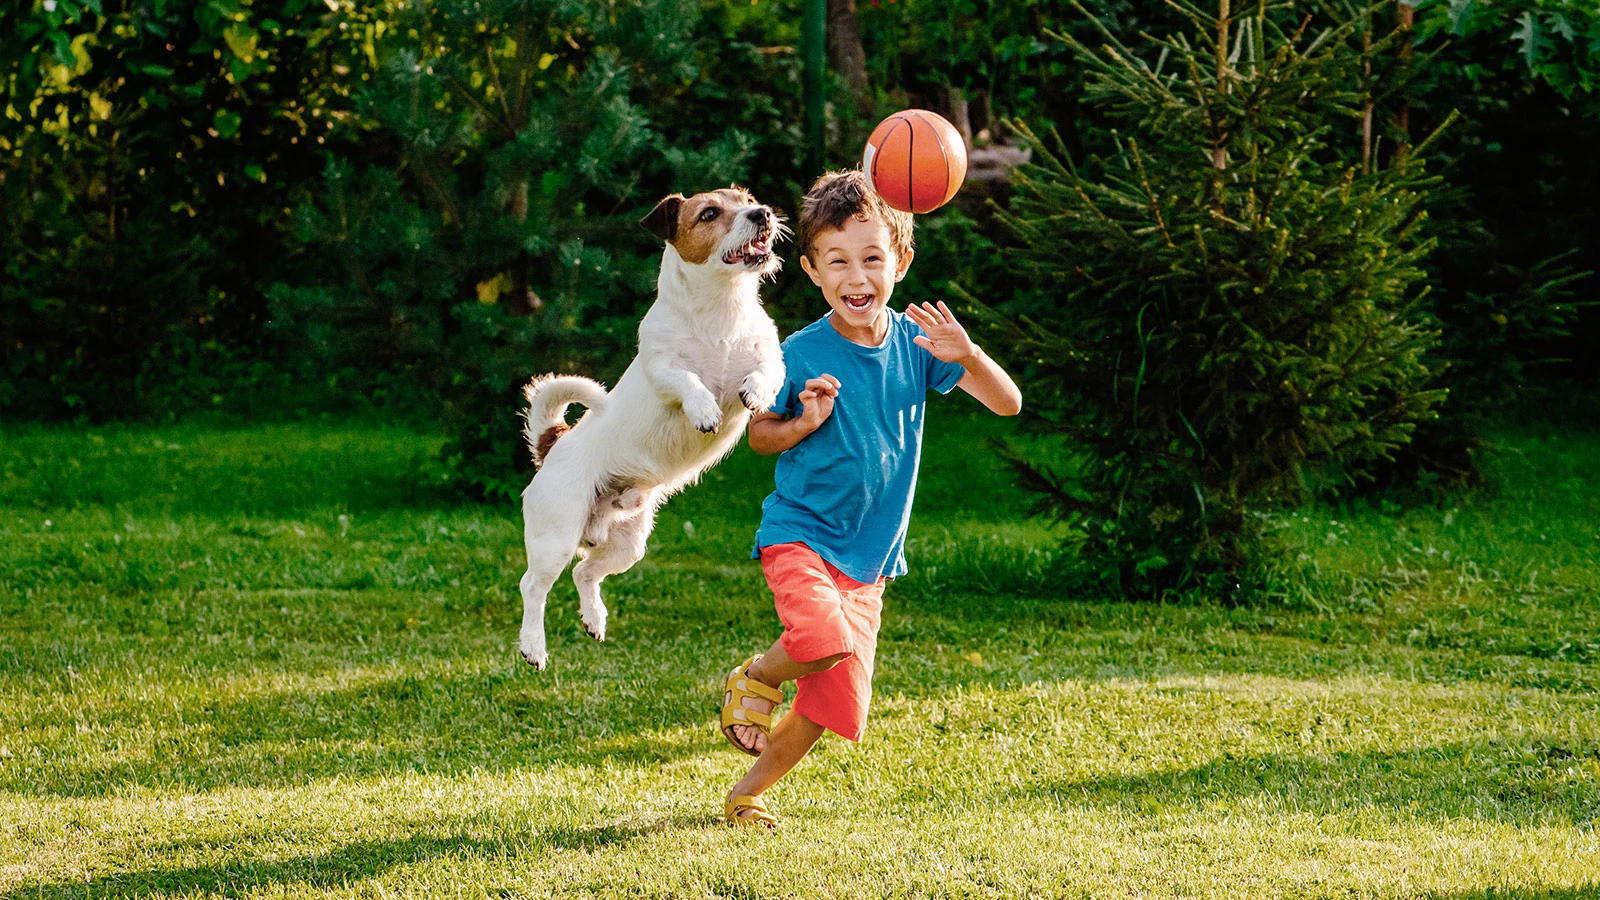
top-left (1, 410), bottom-right (1597, 899)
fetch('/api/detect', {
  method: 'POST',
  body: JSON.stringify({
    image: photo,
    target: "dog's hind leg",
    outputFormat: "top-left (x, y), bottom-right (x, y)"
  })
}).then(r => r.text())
top-left (572, 499), bottom-right (657, 642)
top-left (519, 473), bottom-right (590, 670)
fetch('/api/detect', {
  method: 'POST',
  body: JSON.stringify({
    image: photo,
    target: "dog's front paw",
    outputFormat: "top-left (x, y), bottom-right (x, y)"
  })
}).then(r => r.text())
top-left (519, 629), bottom-right (549, 670)
top-left (739, 374), bottom-right (779, 413)
top-left (684, 393), bottom-right (723, 434)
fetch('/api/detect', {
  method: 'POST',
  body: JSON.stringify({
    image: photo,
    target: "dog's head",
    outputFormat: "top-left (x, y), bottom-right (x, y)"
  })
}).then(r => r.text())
top-left (641, 187), bottom-right (782, 278)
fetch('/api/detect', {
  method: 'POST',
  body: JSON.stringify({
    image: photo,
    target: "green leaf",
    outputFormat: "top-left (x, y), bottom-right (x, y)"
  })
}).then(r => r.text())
top-left (245, 164), bottom-right (267, 182)
top-left (50, 31), bottom-right (74, 68)
top-left (222, 23), bottom-right (258, 63)
top-left (539, 169), bottom-right (570, 197)
top-left (213, 108), bottom-right (243, 139)
top-left (1134, 554), bottom-right (1170, 577)
top-left (1545, 12), bottom-right (1575, 42)
top-left (1512, 12), bottom-right (1546, 69)
top-left (132, 62), bottom-right (175, 78)
top-left (64, 33), bottom-right (95, 77)
top-left (1445, 0), bottom-right (1475, 35)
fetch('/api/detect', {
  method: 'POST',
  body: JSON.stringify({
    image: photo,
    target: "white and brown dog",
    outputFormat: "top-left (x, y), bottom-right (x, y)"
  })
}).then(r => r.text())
top-left (516, 187), bottom-right (785, 669)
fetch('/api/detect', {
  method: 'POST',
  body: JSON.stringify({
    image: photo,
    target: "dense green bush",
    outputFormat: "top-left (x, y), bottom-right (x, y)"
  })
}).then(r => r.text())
top-left (1414, 0), bottom-right (1598, 406)
top-left (1320, 0), bottom-right (1599, 487)
top-left (0, 0), bottom-right (374, 419)
top-left (968, 6), bottom-right (1447, 597)
top-left (267, 0), bottom-right (805, 499)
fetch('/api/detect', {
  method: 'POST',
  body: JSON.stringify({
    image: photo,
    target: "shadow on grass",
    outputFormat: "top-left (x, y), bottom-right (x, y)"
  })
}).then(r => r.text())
top-left (539, 815), bottom-right (702, 851)
top-left (1008, 739), bottom-right (1597, 829)
top-left (0, 818), bottom-right (700, 900)
top-left (4, 659), bottom-right (718, 799)
top-left (0, 833), bottom-right (502, 900)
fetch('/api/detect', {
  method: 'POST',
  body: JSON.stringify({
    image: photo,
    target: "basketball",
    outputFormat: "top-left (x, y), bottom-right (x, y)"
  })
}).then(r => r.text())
top-left (862, 109), bottom-right (968, 214)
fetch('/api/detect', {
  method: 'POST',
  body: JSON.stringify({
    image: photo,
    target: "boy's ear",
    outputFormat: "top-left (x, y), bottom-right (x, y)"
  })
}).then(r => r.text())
top-left (798, 252), bottom-right (823, 286)
top-left (641, 194), bottom-right (685, 242)
top-left (894, 249), bottom-right (915, 282)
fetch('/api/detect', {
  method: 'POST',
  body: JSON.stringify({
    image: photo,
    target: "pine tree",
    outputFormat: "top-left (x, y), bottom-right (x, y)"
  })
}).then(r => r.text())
top-left (965, 1), bottom-right (1448, 598)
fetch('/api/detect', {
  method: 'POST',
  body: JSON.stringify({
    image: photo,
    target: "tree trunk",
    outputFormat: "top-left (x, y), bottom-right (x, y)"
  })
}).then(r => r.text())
top-left (1212, 0), bottom-right (1230, 173)
top-left (1394, 3), bottom-right (1415, 162)
top-left (1360, 23), bottom-right (1375, 173)
top-left (826, 0), bottom-right (873, 122)
top-left (971, 88), bottom-right (993, 141)
top-left (942, 84), bottom-right (973, 148)
top-left (1210, 0), bottom-right (1230, 212)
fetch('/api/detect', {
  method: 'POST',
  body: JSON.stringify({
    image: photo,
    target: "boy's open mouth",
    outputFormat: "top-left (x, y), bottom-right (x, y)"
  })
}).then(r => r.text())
top-left (841, 293), bottom-right (875, 314)
top-left (723, 227), bottom-right (774, 267)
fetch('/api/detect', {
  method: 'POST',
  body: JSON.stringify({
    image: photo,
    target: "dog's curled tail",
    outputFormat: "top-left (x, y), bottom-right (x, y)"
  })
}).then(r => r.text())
top-left (523, 375), bottom-right (608, 467)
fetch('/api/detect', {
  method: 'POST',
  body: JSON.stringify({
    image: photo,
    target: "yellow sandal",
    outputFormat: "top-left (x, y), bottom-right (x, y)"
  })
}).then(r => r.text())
top-left (720, 654), bottom-right (784, 757)
top-left (725, 794), bottom-right (778, 829)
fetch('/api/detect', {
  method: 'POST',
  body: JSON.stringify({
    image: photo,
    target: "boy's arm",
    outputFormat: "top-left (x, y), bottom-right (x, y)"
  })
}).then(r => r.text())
top-left (747, 375), bottom-right (841, 455)
top-left (906, 301), bottom-right (1022, 417)
top-left (952, 346), bottom-right (1023, 417)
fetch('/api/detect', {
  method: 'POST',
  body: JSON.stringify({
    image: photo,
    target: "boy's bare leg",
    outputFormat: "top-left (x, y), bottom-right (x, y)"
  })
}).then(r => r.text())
top-left (727, 639), bottom-right (845, 754)
top-left (726, 709), bottom-right (826, 819)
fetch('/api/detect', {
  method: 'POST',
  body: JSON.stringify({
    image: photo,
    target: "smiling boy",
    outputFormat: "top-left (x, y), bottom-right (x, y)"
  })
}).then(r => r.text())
top-left (716, 169), bottom-right (1022, 827)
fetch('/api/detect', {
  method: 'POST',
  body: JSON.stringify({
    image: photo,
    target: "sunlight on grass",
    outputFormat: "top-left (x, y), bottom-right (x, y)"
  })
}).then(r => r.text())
top-left (1, 417), bottom-right (1597, 898)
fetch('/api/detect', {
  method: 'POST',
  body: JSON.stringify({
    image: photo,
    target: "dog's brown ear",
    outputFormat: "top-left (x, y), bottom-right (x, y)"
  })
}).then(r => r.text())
top-left (641, 194), bottom-right (684, 242)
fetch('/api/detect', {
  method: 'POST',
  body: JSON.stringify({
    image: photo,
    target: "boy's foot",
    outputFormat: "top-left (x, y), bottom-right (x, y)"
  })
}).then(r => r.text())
top-left (721, 655), bottom-right (783, 756)
top-left (728, 693), bottom-right (777, 754)
top-left (725, 792), bottom-right (778, 828)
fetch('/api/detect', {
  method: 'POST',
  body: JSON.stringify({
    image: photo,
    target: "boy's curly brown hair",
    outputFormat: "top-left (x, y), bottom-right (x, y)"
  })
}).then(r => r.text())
top-left (795, 169), bottom-right (915, 262)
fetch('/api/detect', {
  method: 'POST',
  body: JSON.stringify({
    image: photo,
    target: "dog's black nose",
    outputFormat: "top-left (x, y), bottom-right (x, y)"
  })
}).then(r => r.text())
top-left (746, 208), bottom-right (770, 224)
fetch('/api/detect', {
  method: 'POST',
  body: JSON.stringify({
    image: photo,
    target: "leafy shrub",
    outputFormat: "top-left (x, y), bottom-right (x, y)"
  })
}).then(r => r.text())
top-left (966, 5), bottom-right (1448, 598)
top-left (1409, 10), bottom-right (1598, 414)
top-left (1314, 0), bottom-right (1599, 487)
top-left (267, 0), bottom-right (802, 499)
top-left (0, 0), bottom-right (369, 419)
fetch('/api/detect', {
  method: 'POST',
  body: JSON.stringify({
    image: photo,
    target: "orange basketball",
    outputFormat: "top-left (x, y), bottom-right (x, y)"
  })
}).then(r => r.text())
top-left (862, 109), bottom-right (968, 214)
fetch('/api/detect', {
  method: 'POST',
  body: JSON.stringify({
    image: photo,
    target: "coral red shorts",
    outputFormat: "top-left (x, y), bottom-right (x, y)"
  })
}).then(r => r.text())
top-left (759, 542), bottom-right (886, 742)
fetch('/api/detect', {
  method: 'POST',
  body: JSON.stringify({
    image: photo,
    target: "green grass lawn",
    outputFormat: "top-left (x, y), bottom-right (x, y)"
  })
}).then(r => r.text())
top-left (1, 411), bottom-right (1597, 899)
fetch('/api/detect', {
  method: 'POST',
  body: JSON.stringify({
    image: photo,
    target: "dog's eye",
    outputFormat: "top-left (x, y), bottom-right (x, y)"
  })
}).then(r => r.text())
top-left (699, 207), bottom-right (720, 222)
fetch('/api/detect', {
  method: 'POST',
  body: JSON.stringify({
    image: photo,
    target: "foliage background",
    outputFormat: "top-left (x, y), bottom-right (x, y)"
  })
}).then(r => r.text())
top-left (2, 0), bottom-right (1595, 584)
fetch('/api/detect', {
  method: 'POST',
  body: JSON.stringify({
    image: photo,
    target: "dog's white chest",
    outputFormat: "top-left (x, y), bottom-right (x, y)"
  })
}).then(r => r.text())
top-left (689, 339), bottom-right (749, 397)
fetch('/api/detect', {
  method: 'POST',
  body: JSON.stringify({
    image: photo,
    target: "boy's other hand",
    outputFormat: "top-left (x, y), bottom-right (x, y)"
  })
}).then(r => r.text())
top-left (796, 374), bottom-right (841, 430)
top-left (747, 375), bottom-right (840, 454)
top-left (907, 300), bottom-right (977, 365)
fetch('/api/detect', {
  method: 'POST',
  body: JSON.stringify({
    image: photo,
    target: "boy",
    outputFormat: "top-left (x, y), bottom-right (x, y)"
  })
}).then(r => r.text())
top-left (718, 170), bottom-right (1023, 827)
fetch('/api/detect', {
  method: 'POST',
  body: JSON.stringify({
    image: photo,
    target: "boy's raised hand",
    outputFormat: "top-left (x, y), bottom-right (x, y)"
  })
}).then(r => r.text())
top-left (796, 374), bottom-right (841, 430)
top-left (907, 301), bottom-right (977, 364)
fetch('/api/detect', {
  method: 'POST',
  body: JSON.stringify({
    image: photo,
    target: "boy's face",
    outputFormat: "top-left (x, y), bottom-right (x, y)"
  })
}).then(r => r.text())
top-left (799, 214), bottom-right (914, 341)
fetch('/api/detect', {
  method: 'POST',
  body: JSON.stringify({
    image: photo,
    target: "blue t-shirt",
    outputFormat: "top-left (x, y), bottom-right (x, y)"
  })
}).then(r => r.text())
top-left (752, 309), bottom-right (967, 583)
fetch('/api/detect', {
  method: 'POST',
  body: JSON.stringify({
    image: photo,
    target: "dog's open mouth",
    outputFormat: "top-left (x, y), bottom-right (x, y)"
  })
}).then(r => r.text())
top-left (722, 228), bottom-right (774, 267)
